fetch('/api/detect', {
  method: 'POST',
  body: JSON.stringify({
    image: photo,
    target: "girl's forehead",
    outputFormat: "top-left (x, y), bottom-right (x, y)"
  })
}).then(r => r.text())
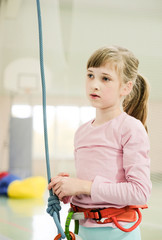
top-left (87, 62), bottom-right (118, 73)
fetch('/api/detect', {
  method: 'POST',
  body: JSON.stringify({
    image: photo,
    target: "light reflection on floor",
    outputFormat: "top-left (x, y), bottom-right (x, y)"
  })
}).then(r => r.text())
top-left (32, 203), bottom-right (74, 240)
top-left (0, 191), bottom-right (73, 240)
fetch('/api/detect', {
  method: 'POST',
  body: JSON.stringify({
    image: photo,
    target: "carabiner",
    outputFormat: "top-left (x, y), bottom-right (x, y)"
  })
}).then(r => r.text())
top-left (54, 231), bottom-right (75, 240)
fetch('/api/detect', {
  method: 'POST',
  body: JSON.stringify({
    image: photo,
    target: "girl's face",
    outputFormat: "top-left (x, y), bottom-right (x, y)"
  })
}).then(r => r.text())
top-left (86, 62), bottom-right (126, 111)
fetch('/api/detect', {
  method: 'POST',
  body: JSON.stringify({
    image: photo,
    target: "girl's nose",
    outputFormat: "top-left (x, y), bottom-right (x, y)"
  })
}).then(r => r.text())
top-left (91, 79), bottom-right (100, 90)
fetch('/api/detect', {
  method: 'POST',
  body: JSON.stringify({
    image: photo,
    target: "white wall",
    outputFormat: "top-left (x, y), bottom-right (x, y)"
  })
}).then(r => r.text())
top-left (0, 0), bottom-right (162, 98)
top-left (148, 101), bottom-right (162, 175)
top-left (0, 0), bottom-right (162, 178)
top-left (0, 96), bottom-right (10, 171)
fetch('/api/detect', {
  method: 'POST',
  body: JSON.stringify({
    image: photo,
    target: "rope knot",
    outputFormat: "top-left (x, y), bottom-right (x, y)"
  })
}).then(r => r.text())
top-left (46, 195), bottom-right (61, 217)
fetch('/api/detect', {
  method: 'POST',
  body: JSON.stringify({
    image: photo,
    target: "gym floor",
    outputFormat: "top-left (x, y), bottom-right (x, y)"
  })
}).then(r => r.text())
top-left (0, 182), bottom-right (161, 240)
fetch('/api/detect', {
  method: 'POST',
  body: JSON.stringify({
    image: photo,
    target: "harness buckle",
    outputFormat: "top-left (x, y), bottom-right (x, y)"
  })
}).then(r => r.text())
top-left (90, 209), bottom-right (102, 221)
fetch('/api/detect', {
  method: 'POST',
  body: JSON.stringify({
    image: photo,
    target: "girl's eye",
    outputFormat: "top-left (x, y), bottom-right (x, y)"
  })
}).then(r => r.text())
top-left (103, 77), bottom-right (110, 81)
top-left (87, 74), bottom-right (94, 79)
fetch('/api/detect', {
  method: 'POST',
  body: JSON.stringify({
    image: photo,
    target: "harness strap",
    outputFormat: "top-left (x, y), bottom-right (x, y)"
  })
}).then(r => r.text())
top-left (71, 204), bottom-right (148, 232)
top-left (111, 208), bottom-right (142, 232)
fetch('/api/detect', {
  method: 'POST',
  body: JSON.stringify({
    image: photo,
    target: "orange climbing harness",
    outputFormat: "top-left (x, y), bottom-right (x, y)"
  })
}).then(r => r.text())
top-left (71, 203), bottom-right (148, 232)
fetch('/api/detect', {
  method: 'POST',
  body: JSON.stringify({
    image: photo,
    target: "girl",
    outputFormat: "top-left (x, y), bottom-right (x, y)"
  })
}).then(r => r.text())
top-left (48, 46), bottom-right (152, 240)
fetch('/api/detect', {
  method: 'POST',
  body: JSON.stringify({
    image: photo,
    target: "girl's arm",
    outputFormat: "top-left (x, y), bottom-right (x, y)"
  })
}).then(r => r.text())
top-left (91, 121), bottom-right (152, 206)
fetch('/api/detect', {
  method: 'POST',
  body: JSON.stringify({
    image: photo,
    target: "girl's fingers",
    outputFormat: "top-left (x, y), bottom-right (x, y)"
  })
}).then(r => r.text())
top-left (53, 182), bottom-right (61, 193)
top-left (48, 176), bottom-right (62, 189)
top-left (58, 172), bottom-right (69, 177)
top-left (52, 182), bottom-right (65, 200)
top-left (54, 187), bottom-right (62, 197)
top-left (58, 192), bottom-right (64, 201)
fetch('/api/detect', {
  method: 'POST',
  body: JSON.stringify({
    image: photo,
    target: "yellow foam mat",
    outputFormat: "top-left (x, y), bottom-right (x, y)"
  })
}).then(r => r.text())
top-left (8, 176), bottom-right (47, 198)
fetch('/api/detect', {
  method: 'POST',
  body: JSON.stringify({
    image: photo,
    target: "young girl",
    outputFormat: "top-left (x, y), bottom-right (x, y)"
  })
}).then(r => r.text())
top-left (48, 46), bottom-right (152, 240)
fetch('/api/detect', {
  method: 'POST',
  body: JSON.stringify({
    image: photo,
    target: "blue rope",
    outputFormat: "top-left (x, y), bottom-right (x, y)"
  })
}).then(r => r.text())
top-left (35, 0), bottom-right (65, 238)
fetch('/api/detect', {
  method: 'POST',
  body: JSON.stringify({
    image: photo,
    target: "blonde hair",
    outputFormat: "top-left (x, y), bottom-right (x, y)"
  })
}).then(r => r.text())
top-left (87, 46), bottom-right (149, 132)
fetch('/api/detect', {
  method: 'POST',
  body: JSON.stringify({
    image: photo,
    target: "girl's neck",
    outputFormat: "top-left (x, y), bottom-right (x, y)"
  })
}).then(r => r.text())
top-left (93, 108), bottom-right (122, 126)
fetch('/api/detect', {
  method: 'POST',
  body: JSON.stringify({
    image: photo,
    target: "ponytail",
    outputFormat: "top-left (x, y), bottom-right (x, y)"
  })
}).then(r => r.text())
top-left (122, 74), bottom-right (149, 132)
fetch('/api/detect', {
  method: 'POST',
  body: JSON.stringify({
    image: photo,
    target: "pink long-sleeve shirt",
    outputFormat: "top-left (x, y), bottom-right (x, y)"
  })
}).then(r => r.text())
top-left (71, 112), bottom-right (152, 227)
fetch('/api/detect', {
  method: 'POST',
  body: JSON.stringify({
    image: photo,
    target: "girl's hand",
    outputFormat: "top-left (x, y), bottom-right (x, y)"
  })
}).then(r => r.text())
top-left (57, 172), bottom-right (70, 177)
top-left (48, 175), bottom-right (92, 201)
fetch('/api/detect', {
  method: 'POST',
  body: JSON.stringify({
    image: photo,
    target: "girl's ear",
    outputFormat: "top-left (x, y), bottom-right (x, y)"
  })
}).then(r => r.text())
top-left (120, 81), bottom-right (133, 97)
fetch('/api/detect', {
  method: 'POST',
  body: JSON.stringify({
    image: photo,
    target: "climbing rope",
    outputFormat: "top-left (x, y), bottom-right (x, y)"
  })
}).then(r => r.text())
top-left (35, 0), bottom-right (65, 238)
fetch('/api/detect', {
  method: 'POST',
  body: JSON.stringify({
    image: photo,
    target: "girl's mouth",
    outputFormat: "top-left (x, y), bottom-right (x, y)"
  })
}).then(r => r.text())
top-left (90, 94), bottom-right (100, 99)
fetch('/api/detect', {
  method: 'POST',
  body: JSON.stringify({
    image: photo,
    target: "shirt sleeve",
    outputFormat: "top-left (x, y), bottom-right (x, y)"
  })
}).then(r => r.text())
top-left (91, 119), bottom-right (152, 206)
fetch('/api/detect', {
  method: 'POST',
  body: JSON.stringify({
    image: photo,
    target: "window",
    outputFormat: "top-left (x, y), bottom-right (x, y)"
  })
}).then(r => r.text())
top-left (11, 104), bottom-right (32, 118)
top-left (56, 106), bottom-right (80, 158)
top-left (24, 105), bottom-right (95, 160)
top-left (33, 106), bottom-right (56, 159)
top-left (11, 104), bottom-right (95, 160)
